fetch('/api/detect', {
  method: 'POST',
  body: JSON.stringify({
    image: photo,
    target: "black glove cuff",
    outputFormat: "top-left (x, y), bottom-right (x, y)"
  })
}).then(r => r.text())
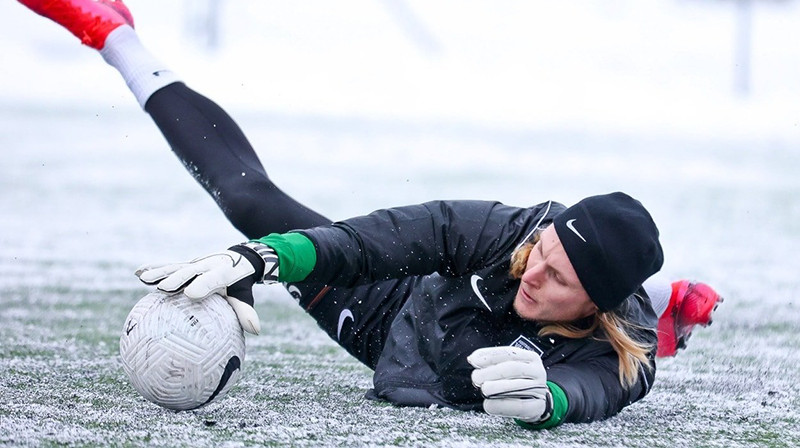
top-left (230, 242), bottom-right (279, 283)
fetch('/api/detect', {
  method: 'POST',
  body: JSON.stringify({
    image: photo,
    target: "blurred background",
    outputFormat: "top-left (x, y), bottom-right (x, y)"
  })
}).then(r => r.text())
top-left (4, 1), bottom-right (800, 130)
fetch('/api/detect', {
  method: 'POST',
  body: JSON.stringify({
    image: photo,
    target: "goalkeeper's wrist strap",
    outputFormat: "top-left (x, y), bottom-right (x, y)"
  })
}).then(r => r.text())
top-left (236, 242), bottom-right (280, 283)
top-left (515, 381), bottom-right (568, 430)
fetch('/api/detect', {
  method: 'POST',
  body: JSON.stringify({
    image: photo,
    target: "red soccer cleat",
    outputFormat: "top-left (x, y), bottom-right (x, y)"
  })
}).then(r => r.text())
top-left (656, 280), bottom-right (723, 357)
top-left (18, 0), bottom-right (134, 50)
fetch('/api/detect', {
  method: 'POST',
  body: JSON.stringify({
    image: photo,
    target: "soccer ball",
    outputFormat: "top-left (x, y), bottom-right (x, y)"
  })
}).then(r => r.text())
top-left (119, 291), bottom-right (246, 410)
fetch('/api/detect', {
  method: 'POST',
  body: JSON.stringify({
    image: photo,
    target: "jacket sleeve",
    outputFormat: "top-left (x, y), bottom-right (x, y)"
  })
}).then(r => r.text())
top-left (544, 344), bottom-right (656, 424)
top-left (541, 288), bottom-right (659, 425)
top-left (296, 200), bottom-right (529, 287)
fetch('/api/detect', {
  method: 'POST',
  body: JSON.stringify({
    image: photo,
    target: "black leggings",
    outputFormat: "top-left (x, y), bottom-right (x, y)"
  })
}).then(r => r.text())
top-left (143, 82), bottom-right (408, 370)
top-left (144, 82), bottom-right (329, 238)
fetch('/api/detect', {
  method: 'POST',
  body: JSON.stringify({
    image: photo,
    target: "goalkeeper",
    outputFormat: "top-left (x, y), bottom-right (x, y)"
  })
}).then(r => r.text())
top-left (19, 0), bottom-right (722, 429)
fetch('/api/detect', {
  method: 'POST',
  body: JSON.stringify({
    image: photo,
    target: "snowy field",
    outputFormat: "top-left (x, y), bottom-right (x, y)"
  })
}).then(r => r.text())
top-left (2, 0), bottom-right (800, 446)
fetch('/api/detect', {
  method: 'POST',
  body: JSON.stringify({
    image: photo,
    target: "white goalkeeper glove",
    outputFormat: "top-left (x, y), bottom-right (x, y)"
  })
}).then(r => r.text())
top-left (135, 242), bottom-right (279, 335)
top-left (468, 346), bottom-right (553, 425)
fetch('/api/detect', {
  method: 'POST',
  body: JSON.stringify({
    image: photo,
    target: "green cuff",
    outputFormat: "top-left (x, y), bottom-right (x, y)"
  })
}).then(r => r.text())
top-left (514, 381), bottom-right (568, 431)
top-left (253, 233), bottom-right (317, 283)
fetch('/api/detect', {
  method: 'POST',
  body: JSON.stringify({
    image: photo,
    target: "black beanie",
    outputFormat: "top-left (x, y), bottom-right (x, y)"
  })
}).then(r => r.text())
top-left (552, 192), bottom-right (664, 312)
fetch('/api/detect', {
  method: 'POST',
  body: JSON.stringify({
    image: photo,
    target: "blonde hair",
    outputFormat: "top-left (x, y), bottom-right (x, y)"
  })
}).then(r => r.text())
top-left (510, 240), bottom-right (653, 388)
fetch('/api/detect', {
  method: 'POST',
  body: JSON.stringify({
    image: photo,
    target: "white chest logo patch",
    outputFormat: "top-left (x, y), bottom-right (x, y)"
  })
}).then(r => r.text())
top-left (510, 335), bottom-right (544, 356)
top-left (470, 275), bottom-right (493, 312)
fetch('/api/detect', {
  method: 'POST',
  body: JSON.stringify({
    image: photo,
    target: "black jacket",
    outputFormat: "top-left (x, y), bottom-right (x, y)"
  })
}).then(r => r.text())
top-left (299, 200), bottom-right (658, 424)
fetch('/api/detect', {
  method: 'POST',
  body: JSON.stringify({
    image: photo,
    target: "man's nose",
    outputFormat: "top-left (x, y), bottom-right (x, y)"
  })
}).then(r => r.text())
top-left (522, 262), bottom-right (545, 287)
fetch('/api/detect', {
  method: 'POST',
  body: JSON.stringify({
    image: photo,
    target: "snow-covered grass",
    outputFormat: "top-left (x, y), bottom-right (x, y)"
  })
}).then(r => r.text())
top-left (2, 0), bottom-right (800, 446)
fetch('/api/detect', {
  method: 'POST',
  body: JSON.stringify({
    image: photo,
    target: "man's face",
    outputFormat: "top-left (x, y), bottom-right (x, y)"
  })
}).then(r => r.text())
top-left (513, 225), bottom-right (597, 322)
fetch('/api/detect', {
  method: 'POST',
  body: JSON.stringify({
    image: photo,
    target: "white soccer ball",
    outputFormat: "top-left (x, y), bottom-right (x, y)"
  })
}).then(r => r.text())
top-left (119, 291), bottom-right (246, 410)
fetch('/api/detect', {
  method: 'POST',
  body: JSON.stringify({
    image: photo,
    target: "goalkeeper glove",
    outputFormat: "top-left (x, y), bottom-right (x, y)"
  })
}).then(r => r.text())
top-left (135, 242), bottom-right (279, 335)
top-left (468, 346), bottom-right (553, 424)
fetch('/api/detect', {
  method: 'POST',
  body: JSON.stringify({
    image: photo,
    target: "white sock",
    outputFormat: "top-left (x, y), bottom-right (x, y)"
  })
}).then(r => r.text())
top-left (99, 25), bottom-right (181, 109)
top-left (643, 275), bottom-right (672, 317)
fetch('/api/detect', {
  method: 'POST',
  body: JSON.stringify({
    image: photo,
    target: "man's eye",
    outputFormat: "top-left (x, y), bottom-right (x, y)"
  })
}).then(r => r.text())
top-left (550, 270), bottom-right (566, 285)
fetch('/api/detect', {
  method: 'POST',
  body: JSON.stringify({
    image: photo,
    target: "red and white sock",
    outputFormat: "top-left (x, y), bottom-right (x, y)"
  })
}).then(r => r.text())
top-left (99, 26), bottom-right (180, 108)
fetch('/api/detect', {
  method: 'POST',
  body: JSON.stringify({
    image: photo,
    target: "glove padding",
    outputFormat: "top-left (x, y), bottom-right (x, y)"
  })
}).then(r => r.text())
top-left (468, 346), bottom-right (553, 424)
top-left (135, 245), bottom-right (268, 335)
